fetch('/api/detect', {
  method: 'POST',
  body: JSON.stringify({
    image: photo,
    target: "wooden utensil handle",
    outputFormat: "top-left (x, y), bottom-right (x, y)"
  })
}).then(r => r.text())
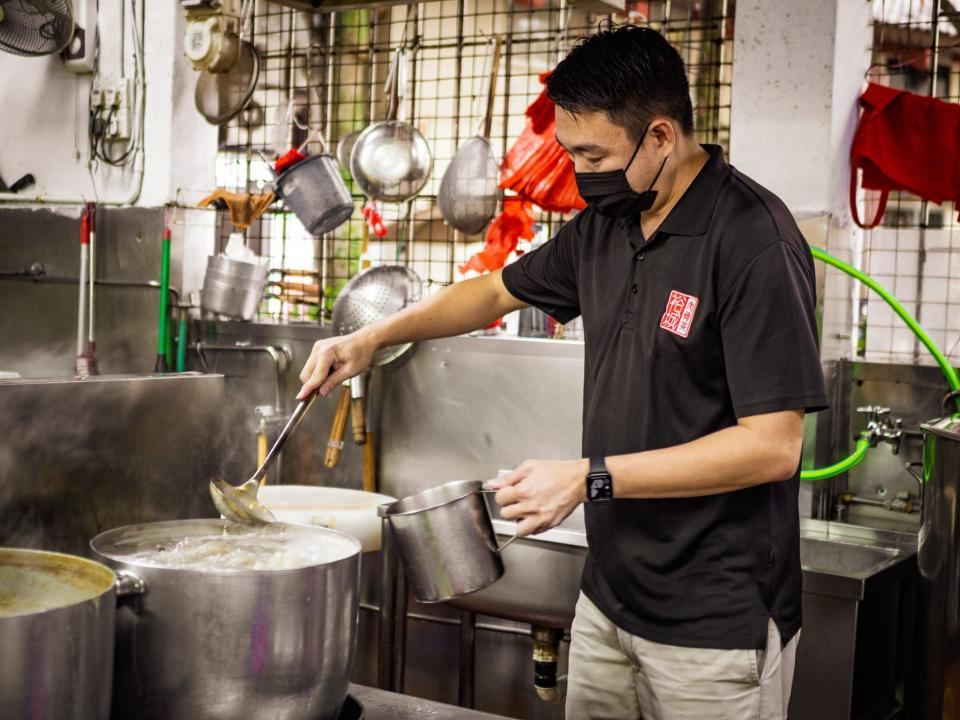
top-left (363, 431), bottom-right (376, 493)
top-left (324, 385), bottom-right (351, 468)
top-left (351, 396), bottom-right (366, 445)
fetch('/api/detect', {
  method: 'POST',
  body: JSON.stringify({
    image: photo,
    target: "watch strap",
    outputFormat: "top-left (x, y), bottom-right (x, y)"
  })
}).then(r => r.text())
top-left (589, 456), bottom-right (607, 476)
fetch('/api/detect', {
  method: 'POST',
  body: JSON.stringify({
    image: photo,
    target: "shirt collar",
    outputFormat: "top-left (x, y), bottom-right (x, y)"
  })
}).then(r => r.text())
top-left (634, 144), bottom-right (729, 239)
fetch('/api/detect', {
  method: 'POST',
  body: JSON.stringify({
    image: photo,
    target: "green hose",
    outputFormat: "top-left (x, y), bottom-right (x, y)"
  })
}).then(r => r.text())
top-left (810, 247), bottom-right (960, 392)
top-left (801, 435), bottom-right (871, 483)
top-left (800, 247), bottom-right (960, 481)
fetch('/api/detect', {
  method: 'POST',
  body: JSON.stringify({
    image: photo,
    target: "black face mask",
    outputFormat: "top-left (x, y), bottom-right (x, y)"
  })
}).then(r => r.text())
top-left (574, 124), bottom-right (668, 218)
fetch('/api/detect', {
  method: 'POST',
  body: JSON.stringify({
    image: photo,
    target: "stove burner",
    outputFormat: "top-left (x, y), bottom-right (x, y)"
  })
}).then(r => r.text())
top-left (338, 694), bottom-right (364, 720)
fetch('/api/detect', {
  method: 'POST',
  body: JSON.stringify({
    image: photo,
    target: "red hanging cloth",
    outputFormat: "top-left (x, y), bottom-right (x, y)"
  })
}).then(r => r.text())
top-left (850, 82), bottom-right (960, 229)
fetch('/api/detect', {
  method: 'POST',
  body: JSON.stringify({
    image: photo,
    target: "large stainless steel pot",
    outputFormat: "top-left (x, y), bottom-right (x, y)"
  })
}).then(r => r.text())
top-left (916, 391), bottom-right (960, 720)
top-left (90, 519), bottom-right (362, 720)
top-left (0, 548), bottom-right (128, 720)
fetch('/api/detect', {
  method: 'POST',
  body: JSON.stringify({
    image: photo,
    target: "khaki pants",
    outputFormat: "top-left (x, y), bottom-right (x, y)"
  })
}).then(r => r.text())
top-left (565, 593), bottom-right (799, 720)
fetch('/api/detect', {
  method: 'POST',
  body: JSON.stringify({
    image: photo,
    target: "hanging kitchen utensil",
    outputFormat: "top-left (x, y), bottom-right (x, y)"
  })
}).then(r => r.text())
top-left (350, 47), bottom-right (433, 203)
top-left (195, 38), bottom-right (260, 125)
top-left (210, 391), bottom-right (320, 525)
top-left (438, 36), bottom-right (503, 235)
top-left (324, 265), bottom-right (423, 467)
top-left (273, 135), bottom-right (354, 236)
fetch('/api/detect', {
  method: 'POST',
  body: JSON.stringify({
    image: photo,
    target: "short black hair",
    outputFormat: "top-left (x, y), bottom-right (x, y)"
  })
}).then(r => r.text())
top-left (545, 25), bottom-right (695, 143)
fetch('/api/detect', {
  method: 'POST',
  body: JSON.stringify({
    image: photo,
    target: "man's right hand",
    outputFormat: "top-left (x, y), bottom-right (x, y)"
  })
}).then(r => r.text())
top-left (297, 331), bottom-right (377, 399)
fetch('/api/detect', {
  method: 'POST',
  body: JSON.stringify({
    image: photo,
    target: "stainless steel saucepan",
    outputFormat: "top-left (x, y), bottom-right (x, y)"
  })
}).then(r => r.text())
top-left (350, 47), bottom-right (433, 203)
top-left (0, 548), bottom-right (143, 720)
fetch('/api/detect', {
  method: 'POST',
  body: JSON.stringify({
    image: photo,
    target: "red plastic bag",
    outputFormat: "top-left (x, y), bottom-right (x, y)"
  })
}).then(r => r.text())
top-left (499, 73), bottom-right (585, 215)
top-left (458, 197), bottom-right (536, 275)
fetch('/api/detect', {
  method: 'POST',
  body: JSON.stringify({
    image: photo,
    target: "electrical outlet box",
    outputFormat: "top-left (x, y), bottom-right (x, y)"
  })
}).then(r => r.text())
top-left (91, 77), bottom-right (133, 140)
top-left (90, 80), bottom-right (104, 108)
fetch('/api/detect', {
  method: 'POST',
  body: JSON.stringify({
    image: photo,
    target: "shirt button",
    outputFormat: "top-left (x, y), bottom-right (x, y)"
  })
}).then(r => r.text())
top-left (637, 252), bottom-right (646, 261)
top-left (631, 284), bottom-right (638, 294)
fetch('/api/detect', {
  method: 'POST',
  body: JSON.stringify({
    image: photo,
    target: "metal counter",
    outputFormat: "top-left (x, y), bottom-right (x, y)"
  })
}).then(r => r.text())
top-left (351, 684), bottom-right (513, 719)
top-left (0, 372), bottom-right (224, 557)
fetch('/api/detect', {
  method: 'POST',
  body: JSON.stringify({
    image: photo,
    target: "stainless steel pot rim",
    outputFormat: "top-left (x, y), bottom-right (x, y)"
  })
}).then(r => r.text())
top-left (0, 548), bottom-right (117, 617)
top-left (90, 519), bottom-right (362, 575)
top-left (379, 479), bottom-right (485, 518)
top-left (275, 152), bottom-right (338, 181)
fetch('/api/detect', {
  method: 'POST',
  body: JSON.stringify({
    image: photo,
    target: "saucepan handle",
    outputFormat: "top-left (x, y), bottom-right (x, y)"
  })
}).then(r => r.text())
top-left (115, 571), bottom-right (146, 599)
top-left (480, 476), bottom-right (520, 552)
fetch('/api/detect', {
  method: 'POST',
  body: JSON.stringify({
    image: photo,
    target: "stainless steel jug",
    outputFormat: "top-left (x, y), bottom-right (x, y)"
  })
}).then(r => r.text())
top-left (379, 480), bottom-right (516, 603)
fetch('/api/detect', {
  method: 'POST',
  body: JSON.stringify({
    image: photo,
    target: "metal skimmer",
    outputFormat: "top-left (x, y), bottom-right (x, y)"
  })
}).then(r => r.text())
top-left (332, 265), bottom-right (423, 366)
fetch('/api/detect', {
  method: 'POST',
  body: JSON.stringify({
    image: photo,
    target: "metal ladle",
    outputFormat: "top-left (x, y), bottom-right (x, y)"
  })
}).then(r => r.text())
top-left (209, 392), bottom-right (318, 525)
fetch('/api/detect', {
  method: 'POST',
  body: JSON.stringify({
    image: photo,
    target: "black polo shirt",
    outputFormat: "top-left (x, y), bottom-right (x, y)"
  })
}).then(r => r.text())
top-left (501, 145), bottom-right (828, 650)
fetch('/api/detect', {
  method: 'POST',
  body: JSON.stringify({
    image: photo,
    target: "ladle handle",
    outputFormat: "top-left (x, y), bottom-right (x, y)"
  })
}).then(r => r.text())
top-left (325, 385), bottom-right (352, 468)
top-left (251, 392), bottom-right (317, 483)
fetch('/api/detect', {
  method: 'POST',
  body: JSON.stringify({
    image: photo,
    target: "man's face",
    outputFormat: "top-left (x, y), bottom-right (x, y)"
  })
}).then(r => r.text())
top-left (555, 107), bottom-right (664, 195)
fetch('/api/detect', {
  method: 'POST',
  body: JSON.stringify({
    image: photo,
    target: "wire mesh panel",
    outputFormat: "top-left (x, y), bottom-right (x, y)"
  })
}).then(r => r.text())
top-left (213, 0), bottom-right (736, 323)
top-left (859, 0), bottom-right (960, 364)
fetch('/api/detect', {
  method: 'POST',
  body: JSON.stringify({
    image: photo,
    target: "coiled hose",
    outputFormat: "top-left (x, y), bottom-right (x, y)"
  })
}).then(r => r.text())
top-left (800, 247), bottom-right (960, 482)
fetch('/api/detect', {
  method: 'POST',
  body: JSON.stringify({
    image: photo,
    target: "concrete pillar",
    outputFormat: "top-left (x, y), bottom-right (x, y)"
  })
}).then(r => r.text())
top-left (729, 0), bottom-right (874, 364)
top-left (729, 0), bottom-right (873, 219)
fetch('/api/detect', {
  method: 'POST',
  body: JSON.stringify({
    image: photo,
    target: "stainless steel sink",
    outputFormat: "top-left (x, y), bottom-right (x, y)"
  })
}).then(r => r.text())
top-left (443, 517), bottom-right (919, 627)
top-left (799, 520), bottom-right (916, 600)
top-left (445, 519), bottom-right (587, 628)
top-left (800, 537), bottom-right (901, 577)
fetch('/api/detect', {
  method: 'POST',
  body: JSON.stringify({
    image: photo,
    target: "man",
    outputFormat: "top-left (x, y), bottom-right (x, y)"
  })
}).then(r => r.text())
top-left (298, 25), bottom-right (826, 720)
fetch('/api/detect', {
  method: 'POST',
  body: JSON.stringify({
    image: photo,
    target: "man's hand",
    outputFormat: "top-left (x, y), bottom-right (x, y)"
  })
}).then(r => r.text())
top-left (489, 458), bottom-right (589, 537)
top-left (297, 331), bottom-right (377, 399)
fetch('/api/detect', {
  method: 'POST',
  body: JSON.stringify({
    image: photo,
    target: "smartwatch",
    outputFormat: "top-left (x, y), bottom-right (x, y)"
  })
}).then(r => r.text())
top-left (586, 456), bottom-right (613, 501)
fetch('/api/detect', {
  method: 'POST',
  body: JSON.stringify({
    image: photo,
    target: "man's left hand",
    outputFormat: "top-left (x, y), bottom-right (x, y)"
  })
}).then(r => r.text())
top-left (489, 458), bottom-right (589, 537)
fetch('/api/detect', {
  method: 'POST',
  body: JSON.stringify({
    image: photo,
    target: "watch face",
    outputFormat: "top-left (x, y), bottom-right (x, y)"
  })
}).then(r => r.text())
top-left (588, 474), bottom-right (612, 500)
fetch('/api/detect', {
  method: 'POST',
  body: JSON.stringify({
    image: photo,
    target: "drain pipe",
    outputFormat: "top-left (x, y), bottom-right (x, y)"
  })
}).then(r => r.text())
top-left (459, 610), bottom-right (477, 708)
top-left (532, 626), bottom-right (564, 703)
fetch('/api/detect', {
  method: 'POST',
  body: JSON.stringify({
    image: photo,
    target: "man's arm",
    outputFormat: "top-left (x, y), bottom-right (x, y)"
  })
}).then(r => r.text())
top-left (297, 269), bottom-right (526, 398)
top-left (492, 409), bottom-right (804, 536)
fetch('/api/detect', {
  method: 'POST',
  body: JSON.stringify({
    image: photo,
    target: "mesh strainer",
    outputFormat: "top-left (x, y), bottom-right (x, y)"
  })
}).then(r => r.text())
top-left (332, 265), bottom-right (423, 366)
top-left (438, 36), bottom-right (503, 235)
top-left (324, 265), bottom-right (423, 467)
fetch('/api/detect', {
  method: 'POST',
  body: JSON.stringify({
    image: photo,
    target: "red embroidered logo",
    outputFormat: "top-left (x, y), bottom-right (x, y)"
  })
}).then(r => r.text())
top-left (659, 290), bottom-right (699, 338)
